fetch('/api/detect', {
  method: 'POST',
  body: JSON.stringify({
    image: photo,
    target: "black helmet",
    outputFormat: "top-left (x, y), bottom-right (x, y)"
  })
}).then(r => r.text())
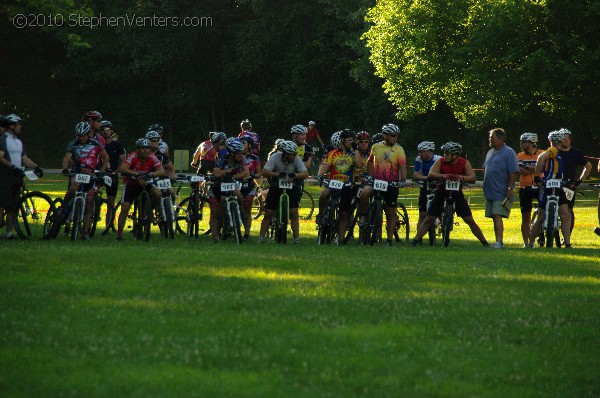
top-left (339, 129), bottom-right (355, 139)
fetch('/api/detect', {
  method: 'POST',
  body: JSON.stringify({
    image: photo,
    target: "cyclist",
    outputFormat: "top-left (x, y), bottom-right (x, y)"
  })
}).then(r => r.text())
top-left (358, 123), bottom-right (407, 246)
top-left (411, 142), bottom-right (489, 247)
top-left (354, 131), bottom-right (371, 179)
top-left (82, 111), bottom-right (105, 148)
top-left (320, 131), bottom-right (341, 164)
top-left (116, 138), bottom-right (165, 240)
top-left (291, 124), bottom-right (313, 170)
top-left (101, 121), bottom-right (126, 234)
top-left (316, 129), bottom-right (364, 244)
top-left (239, 119), bottom-right (261, 156)
top-left (258, 140), bottom-right (309, 244)
top-left (306, 121), bottom-right (325, 147)
top-left (371, 132), bottom-right (384, 145)
top-left (558, 128), bottom-right (591, 234)
top-left (146, 131), bottom-right (175, 178)
top-left (148, 124), bottom-right (169, 156)
top-left (240, 133), bottom-right (262, 239)
top-left (209, 137), bottom-right (249, 243)
top-left (517, 133), bottom-right (543, 247)
top-left (191, 132), bottom-right (227, 174)
top-left (413, 141), bottom-right (441, 234)
top-left (0, 114), bottom-right (43, 240)
top-left (61, 122), bottom-right (110, 240)
top-left (528, 130), bottom-right (572, 248)
top-left (267, 138), bottom-right (285, 160)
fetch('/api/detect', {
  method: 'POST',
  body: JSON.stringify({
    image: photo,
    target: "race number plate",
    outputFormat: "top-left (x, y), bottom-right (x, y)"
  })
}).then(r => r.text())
top-left (221, 182), bottom-right (236, 192)
top-left (157, 179), bottom-right (172, 189)
top-left (74, 174), bottom-right (91, 184)
top-left (546, 179), bottom-right (561, 189)
top-left (190, 175), bottom-right (204, 182)
top-left (373, 179), bottom-right (388, 192)
top-left (24, 170), bottom-right (38, 180)
top-left (328, 180), bottom-right (344, 190)
top-left (445, 180), bottom-right (460, 191)
top-left (278, 178), bottom-right (293, 190)
top-left (563, 187), bottom-right (575, 201)
top-left (103, 175), bottom-right (113, 187)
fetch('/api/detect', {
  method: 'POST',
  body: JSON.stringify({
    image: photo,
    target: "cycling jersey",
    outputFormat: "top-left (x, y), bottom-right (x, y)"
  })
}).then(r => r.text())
top-left (0, 132), bottom-right (24, 167)
top-left (297, 143), bottom-right (313, 163)
top-left (323, 148), bottom-right (355, 182)
top-left (105, 140), bottom-right (126, 172)
top-left (67, 141), bottom-right (104, 173)
top-left (158, 140), bottom-right (168, 155)
top-left (414, 154), bottom-right (441, 187)
top-left (438, 157), bottom-right (467, 193)
top-left (560, 147), bottom-right (587, 181)
top-left (197, 140), bottom-right (217, 163)
top-left (245, 153), bottom-right (261, 179)
top-left (89, 132), bottom-right (105, 148)
top-left (369, 142), bottom-right (406, 182)
top-left (306, 127), bottom-right (320, 143)
top-left (122, 152), bottom-right (161, 186)
top-left (518, 149), bottom-right (543, 187)
top-left (542, 147), bottom-right (563, 180)
top-left (354, 149), bottom-right (370, 178)
top-left (214, 154), bottom-right (246, 177)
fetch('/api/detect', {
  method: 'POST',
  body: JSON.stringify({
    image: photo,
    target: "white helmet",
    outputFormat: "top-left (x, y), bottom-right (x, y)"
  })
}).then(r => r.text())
top-left (4, 114), bottom-right (21, 124)
top-left (330, 131), bottom-right (341, 148)
top-left (291, 124), bottom-right (308, 135)
top-left (558, 128), bottom-right (572, 137)
top-left (519, 133), bottom-right (538, 143)
top-left (280, 140), bottom-right (298, 154)
top-left (440, 142), bottom-right (462, 154)
top-left (382, 123), bottom-right (400, 135)
top-left (417, 141), bottom-right (435, 151)
top-left (548, 131), bottom-right (565, 143)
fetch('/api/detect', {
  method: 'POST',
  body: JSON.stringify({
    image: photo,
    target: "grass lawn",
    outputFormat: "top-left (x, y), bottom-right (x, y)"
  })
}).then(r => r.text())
top-left (1, 177), bottom-right (599, 397)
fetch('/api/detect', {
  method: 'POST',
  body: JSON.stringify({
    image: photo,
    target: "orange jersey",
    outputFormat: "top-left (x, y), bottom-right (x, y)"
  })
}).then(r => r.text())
top-left (518, 149), bottom-right (543, 187)
top-left (368, 142), bottom-right (406, 181)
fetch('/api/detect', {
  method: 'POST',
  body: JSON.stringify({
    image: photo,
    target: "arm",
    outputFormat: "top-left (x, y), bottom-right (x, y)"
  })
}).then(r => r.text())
top-left (99, 149), bottom-right (109, 172)
top-left (427, 159), bottom-right (443, 179)
top-left (534, 151), bottom-right (550, 176)
top-left (399, 164), bottom-right (407, 182)
top-left (233, 164), bottom-right (250, 180)
top-left (462, 160), bottom-right (477, 183)
top-left (506, 172), bottom-right (518, 198)
top-left (354, 151), bottom-right (365, 170)
top-left (62, 152), bottom-right (73, 171)
top-left (118, 161), bottom-right (137, 177)
top-left (212, 166), bottom-right (231, 179)
top-left (580, 161), bottom-right (592, 181)
top-left (150, 165), bottom-right (165, 178)
top-left (21, 155), bottom-right (40, 169)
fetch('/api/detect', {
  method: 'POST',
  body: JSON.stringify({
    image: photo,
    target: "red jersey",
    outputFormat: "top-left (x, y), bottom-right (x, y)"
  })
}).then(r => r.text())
top-left (123, 152), bottom-right (161, 186)
top-left (306, 127), bottom-right (320, 143)
top-left (198, 140), bottom-right (217, 163)
top-left (439, 157), bottom-right (468, 192)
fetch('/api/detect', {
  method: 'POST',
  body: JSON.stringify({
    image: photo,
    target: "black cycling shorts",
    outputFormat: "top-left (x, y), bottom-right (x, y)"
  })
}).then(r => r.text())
top-left (426, 190), bottom-right (472, 218)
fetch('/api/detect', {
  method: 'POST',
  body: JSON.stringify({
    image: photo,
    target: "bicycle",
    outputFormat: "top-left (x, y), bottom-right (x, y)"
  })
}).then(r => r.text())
top-left (218, 178), bottom-right (244, 244)
top-left (530, 179), bottom-right (578, 248)
top-left (150, 177), bottom-right (176, 239)
top-left (269, 177), bottom-right (294, 244)
top-left (252, 184), bottom-right (315, 221)
top-left (359, 180), bottom-right (409, 245)
top-left (317, 178), bottom-right (351, 245)
top-left (438, 177), bottom-right (463, 247)
top-left (174, 174), bottom-right (209, 238)
top-left (11, 169), bottom-right (55, 240)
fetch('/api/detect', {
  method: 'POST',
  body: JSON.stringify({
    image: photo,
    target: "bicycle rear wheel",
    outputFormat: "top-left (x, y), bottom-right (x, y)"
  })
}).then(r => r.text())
top-left (394, 202), bottom-right (410, 242)
top-left (545, 203), bottom-right (557, 248)
top-left (230, 201), bottom-right (243, 244)
top-left (90, 197), bottom-right (106, 237)
top-left (277, 198), bottom-right (289, 244)
top-left (70, 199), bottom-right (84, 240)
top-left (251, 194), bottom-right (263, 220)
top-left (137, 191), bottom-right (152, 241)
top-left (299, 189), bottom-right (315, 220)
top-left (369, 200), bottom-right (383, 246)
top-left (14, 191), bottom-right (54, 240)
top-left (441, 204), bottom-right (454, 247)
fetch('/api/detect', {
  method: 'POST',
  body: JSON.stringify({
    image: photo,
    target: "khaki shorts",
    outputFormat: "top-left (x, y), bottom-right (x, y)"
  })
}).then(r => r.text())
top-left (485, 198), bottom-right (513, 218)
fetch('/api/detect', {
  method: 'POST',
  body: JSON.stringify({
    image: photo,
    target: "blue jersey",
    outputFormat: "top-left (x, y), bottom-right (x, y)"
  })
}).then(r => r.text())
top-left (414, 154), bottom-right (440, 188)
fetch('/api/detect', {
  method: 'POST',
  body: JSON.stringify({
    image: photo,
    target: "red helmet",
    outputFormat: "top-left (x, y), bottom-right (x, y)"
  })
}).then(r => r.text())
top-left (82, 111), bottom-right (102, 121)
top-left (356, 131), bottom-right (370, 141)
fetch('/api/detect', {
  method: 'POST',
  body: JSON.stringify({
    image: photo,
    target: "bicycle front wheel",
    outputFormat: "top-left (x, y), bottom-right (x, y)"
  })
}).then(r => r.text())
top-left (70, 199), bottom-right (84, 240)
top-left (14, 191), bottom-right (55, 240)
top-left (137, 191), bottom-right (153, 241)
top-left (394, 203), bottom-right (410, 242)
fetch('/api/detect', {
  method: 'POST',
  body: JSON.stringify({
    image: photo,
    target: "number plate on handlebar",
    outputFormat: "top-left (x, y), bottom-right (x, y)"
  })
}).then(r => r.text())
top-left (157, 179), bottom-right (172, 189)
top-left (373, 179), bottom-right (388, 192)
top-left (190, 175), bottom-right (204, 182)
top-left (563, 187), bottom-right (575, 201)
top-left (445, 180), bottom-right (460, 191)
top-left (221, 182), bottom-right (236, 192)
top-left (103, 175), bottom-right (113, 187)
top-left (328, 180), bottom-right (344, 190)
top-left (278, 178), bottom-right (293, 190)
top-left (24, 170), bottom-right (38, 180)
top-left (546, 179), bottom-right (561, 189)
top-left (74, 174), bottom-right (91, 184)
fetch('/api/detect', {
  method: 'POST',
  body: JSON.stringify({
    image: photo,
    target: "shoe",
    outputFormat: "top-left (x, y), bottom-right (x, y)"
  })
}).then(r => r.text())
top-left (257, 237), bottom-right (265, 244)
top-left (493, 242), bottom-right (504, 249)
top-left (358, 216), bottom-right (367, 228)
top-left (482, 241), bottom-right (489, 247)
top-left (294, 237), bottom-right (301, 244)
top-left (594, 227), bottom-right (600, 237)
top-left (410, 239), bottom-right (420, 247)
top-left (116, 235), bottom-right (123, 241)
top-left (81, 234), bottom-right (89, 241)
top-left (5, 234), bottom-right (18, 240)
top-left (523, 243), bottom-right (533, 248)
top-left (243, 234), bottom-right (249, 241)
top-left (564, 244), bottom-right (573, 249)
top-left (315, 213), bottom-right (322, 225)
top-left (385, 240), bottom-right (393, 247)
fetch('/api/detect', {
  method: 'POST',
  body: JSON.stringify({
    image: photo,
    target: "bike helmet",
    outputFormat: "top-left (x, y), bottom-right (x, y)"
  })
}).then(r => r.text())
top-left (382, 123), bottom-right (400, 136)
top-left (330, 131), bottom-right (342, 148)
top-left (280, 140), bottom-right (298, 154)
top-left (274, 138), bottom-right (285, 148)
top-left (145, 130), bottom-right (161, 140)
top-left (417, 141), bottom-right (435, 151)
top-left (356, 131), bottom-right (370, 141)
top-left (210, 132), bottom-right (227, 144)
top-left (136, 138), bottom-right (151, 148)
top-left (519, 132), bottom-right (538, 143)
top-left (82, 111), bottom-right (102, 121)
top-left (4, 114), bottom-right (22, 125)
top-left (148, 124), bottom-right (164, 133)
top-left (372, 133), bottom-right (384, 144)
top-left (226, 137), bottom-right (244, 153)
top-left (548, 130), bottom-right (565, 143)
top-left (440, 142), bottom-right (462, 154)
top-left (75, 122), bottom-right (91, 136)
top-left (239, 133), bottom-right (255, 147)
top-left (308, 120), bottom-right (316, 126)
top-left (339, 129), bottom-right (355, 140)
top-left (558, 127), bottom-right (572, 137)
top-left (291, 124), bottom-right (308, 135)
top-left (101, 120), bottom-right (113, 129)
top-left (240, 119), bottom-right (252, 130)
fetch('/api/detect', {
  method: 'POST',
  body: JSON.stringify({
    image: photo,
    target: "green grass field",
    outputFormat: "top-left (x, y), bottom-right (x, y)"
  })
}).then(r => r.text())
top-left (1, 177), bottom-right (599, 397)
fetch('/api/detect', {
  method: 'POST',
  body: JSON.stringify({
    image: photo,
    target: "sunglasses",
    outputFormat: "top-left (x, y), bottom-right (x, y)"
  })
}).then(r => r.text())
top-left (358, 140), bottom-right (369, 143)
top-left (150, 139), bottom-right (160, 142)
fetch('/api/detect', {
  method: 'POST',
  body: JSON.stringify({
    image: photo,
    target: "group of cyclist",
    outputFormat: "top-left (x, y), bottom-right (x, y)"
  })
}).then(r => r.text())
top-left (1, 109), bottom-right (599, 246)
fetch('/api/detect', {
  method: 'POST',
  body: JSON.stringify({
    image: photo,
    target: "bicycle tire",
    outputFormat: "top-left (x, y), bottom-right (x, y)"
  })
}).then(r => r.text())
top-left (343, 198), bottom-right (360, 244)
top-left (252, 194), bottom-right (263, 220)
top-left (327, 198), bottom-right (340, 244)
top-left (317, 202), bottom-right (331, 245)
top-left (175, 196), bottom-right (191, 236)
top-left (369, 200), bottom-right (383, 246)
top-left (14, 191), bottom-right (54, 240)
top-left (90, 197), bottom-right (106, 237)
top-left (277, 197), bottom-right (289, 244)
top-left (164, 197), bottom-right (175, 239)
top-left (394, 202), bottom-right (410, 242)
top-left (545, 202), bottom-right (556, 248)
top-left (299, 189), bottom-right (315, 220)
top-left (100, 199), bottom-right (117, 235)
top-left (230, 201), bottom-right (243, 244)
top-left (71, 199), bottom-right (83, 240)
top-left (441, 203), bottom-right (454, 247)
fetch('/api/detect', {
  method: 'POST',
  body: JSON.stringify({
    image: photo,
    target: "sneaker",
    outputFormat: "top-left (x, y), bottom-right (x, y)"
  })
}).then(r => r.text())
top-left (358, 216), bottom-right (367, 228)
top-left (243, 234), bottom-right (249, 241)
top-left (410, 239), bottom-right (420, 247)
top-left (257, 236), bottom-right (265, 244)
top-left (523, 243), bottom-right (533, 248)
top-left (385, 239), bottom-right (393, 247)
top-left (594, 227), bottom-right (600, 237)
top-left (116, 235), bottom-right (123, 241)
top-left (564, 244), bottom-right (573, 249)
top-left (5, 234), bottom-right (18, 241)
top-left (493, 242), bottom-right (504, 249)
top-left (482, 241), bottom-right (489, 247)
top-left (294, 237), bottom-right (301, 244)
